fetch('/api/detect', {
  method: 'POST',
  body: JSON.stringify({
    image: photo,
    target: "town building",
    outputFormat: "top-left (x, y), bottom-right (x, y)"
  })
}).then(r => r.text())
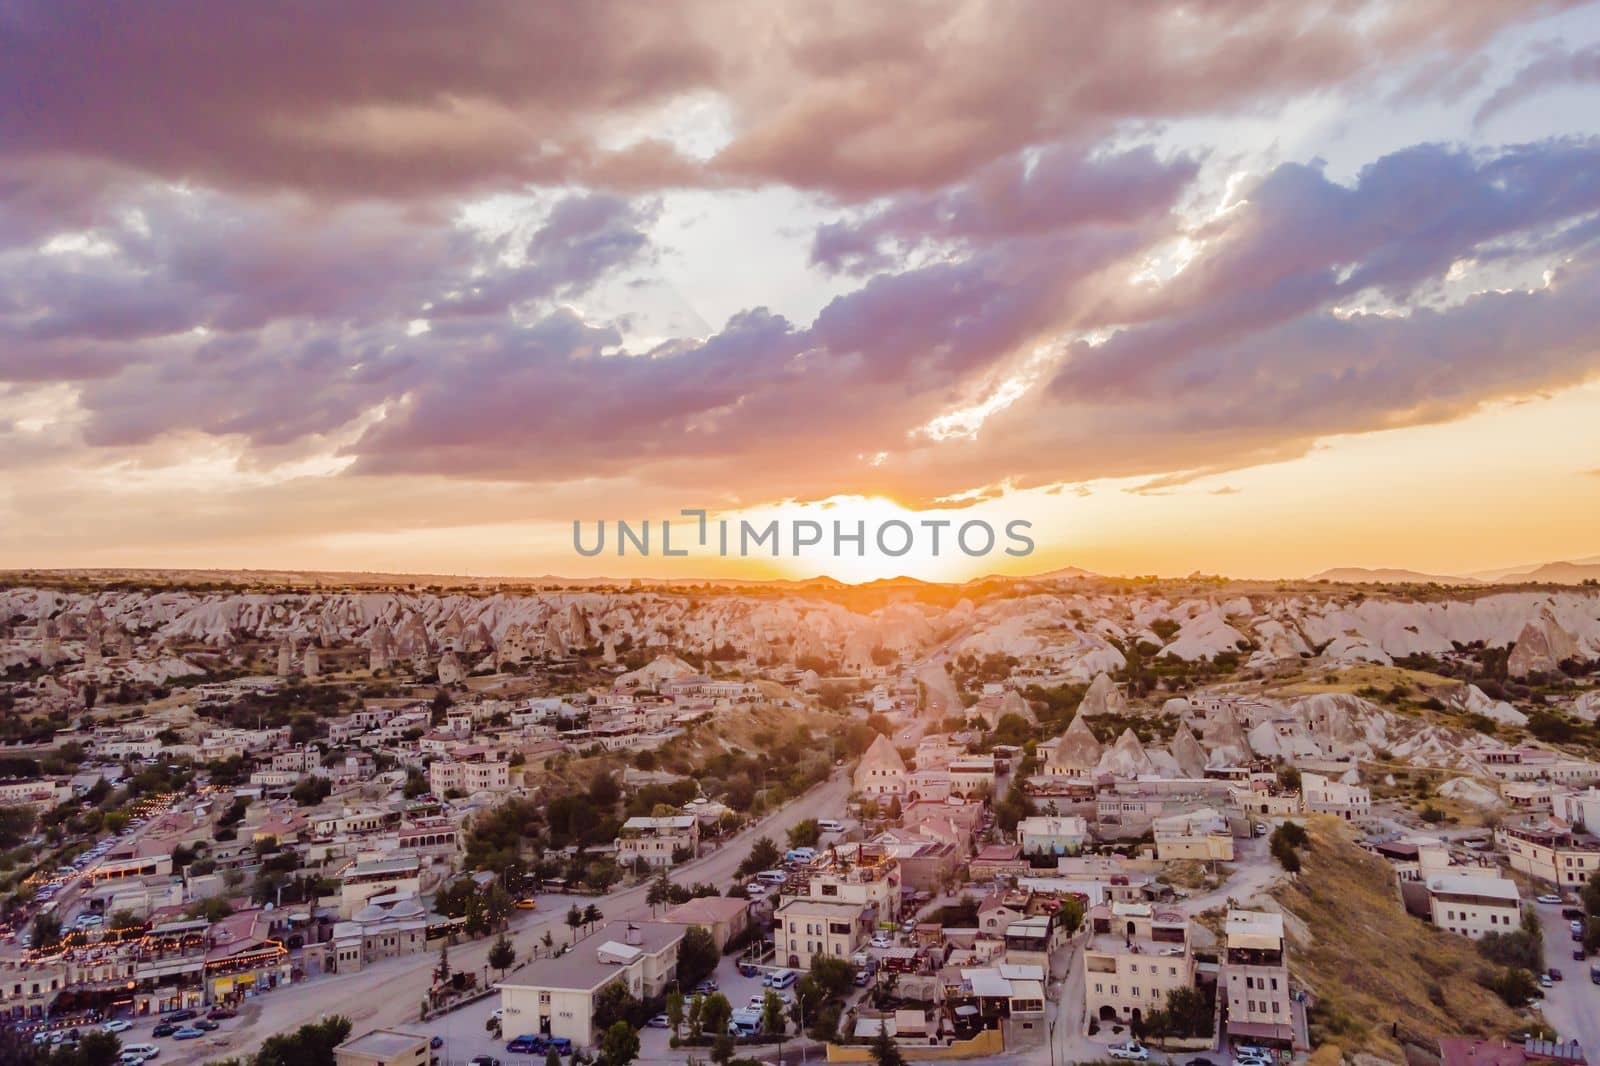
top-left (614, 815), bottom-right (700, 868)
top-left (1426, 872), bottom-right (1523, 940)
top-left (1152, 808), bottom-right (1235, 862)
top-left (854, 734), bottom-right (908, 796)
top-left (1017, 815), bottom-right (1089, 858)
top-left (498, 922), bottom-right (684, 1046)
top-left (776, 897), bottom-right (869, 969)
top-left (1221, 909), bottom-right (1297, 1047)
top-left (1299, 773), bottom-right (1372, 825)
top-left (1080, 902), bottom-right (1194, 1029)
top-left (1496, 825), bottom-right (1600, 889)
top-left (335, 1028), bottom-right (431, 1066)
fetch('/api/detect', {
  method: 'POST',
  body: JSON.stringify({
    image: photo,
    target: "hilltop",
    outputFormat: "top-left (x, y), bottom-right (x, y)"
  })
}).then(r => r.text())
top-left (1270, 818), bottom-right (1525, 1058)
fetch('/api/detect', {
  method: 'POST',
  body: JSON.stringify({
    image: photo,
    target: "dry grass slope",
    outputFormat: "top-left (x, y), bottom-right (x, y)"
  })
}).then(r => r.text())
top-left (1270, 817), bottom-right (1523, 1058)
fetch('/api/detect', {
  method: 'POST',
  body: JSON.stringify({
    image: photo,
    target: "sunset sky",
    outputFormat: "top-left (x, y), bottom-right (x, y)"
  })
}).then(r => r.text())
top-left (2, 1), bottom-right (1599, 582)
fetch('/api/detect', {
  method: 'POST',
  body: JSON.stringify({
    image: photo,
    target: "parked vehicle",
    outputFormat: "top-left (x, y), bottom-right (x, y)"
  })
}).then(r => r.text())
top-left (468, 1058), bottom-right (502, 1066)
top-left (756, 870), bottom-right (788, 885)
top-left (206, 1008), bottom-right (237, 1020)
top-left (505, 1036), bottom-right (541, 1054)
top-left (123, 1046), bottom-right (158, 1060)
top-left (193, 1020), bottom-right (220, 1032)
top-left (784, 847), bottom-right (817, 864)
top-left (647, 1014), bottom-right (670, 1028)
top-left (767, 968), bottom-right (799, 989)
top-left (515, 898), bottom-right (537, 910)
top-left (151, 1025), bottom-right (177, 1038)
top-left (1109, 1042), bottom-right (1149, 1061)
top-left (164, 1009), bottom-right (197, 1022)
top-left (1539, 973), bottom-right (1554, 988)
top-left (172, 1028), bottom-right (204, 1040)
top-left (869, 935), bottom-right (893, 949)
top-left (1537, 894), bottom-right (1563, 905)
top-left (103, 1020), bottom-right (132, 1033)
top-left (817, 820), bottom-right (845, 833)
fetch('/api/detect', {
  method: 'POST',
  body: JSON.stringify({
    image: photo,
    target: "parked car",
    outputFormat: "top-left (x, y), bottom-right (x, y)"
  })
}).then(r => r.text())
top-left (1537, 894), bottom-right (1563, 905)
top-left (869, 935), bottom-right (893, 949)
top-left (103, 1020), bottom-right (132, 1033)
top-left (647, 1015), bottom-right (670, 1028)
top-left (693, 979), bottom-right (718, 994)
top-left (122, 1045), bottom-right (159, 1061)
top-left (1539, 973), bottom-right (1554, 988)
top-left (817, 819), bottom-right (845, 833)
top-left (151, 1024), bottom-right (177, 1038)
top-left (1109, 1042), bottom-right (1150, 1061)
top-left (164, 1009), bottom-right (198, 1022)
top-left (854, 969), bottom-right (871, 987)
top-left (505, 1036), bottom-right (541, 1054)
top-left (430, 1036), bottom-right (445, 1049)
top-left (206, 1008), bottom-right (237, 1020)
top-left (172, 1028), bottom-right (204, 1040)
top-left (1549, 968), bottom-right (1563, 981)
top-left (515, 898), bottom-right (537, 910)
top-left (468, 1058), bottom-right (502, 1066)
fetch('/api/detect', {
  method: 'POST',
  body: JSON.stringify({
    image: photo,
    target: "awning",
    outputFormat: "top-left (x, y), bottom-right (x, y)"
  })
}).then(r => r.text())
top-left (1227, 1021), bottom-right (1294, 1042)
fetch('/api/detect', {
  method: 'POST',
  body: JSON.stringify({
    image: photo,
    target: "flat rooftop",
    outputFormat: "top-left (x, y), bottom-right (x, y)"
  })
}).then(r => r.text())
top-left (337, 1028), bottom-right (427, 1058)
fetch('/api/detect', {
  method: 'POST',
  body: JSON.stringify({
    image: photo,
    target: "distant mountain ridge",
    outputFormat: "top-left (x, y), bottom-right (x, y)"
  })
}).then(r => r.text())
top-left (1311, 567), bottom-right (1482, 585)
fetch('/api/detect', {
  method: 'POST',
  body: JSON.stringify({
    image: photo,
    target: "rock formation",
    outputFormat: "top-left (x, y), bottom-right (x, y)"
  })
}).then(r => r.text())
top-left (437, 648), bottom-right (464, 685)
top-left (1507, 607), bottom-right (1580, 678)
top-left (1077, 672), bottom-right (1128, 718)
top-left (368, 622), bottom-right (394, 673)
top-left (303, 642), bottom-right (321, 678)
top-left (1097, 728), bottom-right (1156, 778)
top-left (1169, 722), bottom-right (1208, 778)
top-left (1047, 714), bottom-right (1103, 776)
top-left (277, 635), bottom-right (294, 677)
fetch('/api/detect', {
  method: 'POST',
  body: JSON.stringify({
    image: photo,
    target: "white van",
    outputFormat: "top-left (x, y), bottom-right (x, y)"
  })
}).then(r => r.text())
top-left (767, 968), bottom-right (799, 989)
top-left (817, 819), bottom-right (845, 833)
top-left (756, 870), bottom-right (788, 885)
top-left (784, 847), bottom-right (817, 864)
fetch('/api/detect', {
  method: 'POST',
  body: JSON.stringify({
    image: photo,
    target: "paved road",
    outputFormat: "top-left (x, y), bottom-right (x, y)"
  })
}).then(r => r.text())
top-left (1531, 902), bottom-right (1599, 1056)
top-left (176, 767), bottom-right (853, 1064)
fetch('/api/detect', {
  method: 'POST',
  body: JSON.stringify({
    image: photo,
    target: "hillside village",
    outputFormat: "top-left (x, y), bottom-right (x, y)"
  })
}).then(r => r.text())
top-left (2, 573), bottom-right (1600, 1066)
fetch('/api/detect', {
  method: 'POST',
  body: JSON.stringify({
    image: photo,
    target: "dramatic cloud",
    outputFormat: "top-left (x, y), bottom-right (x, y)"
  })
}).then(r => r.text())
top-left (1476, 41), bottom-right (1600, 124)
top-left (0, 0), bottom-right (1569, 213)
top-left (3, 0), bottom-right (1600, 570)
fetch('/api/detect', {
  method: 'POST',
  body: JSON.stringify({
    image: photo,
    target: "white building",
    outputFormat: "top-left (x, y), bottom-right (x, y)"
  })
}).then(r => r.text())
top-left (498, 922), bottom-right (683, 1046)
top-left (1426, 873), bottom-right (1522, 940)
top-left (1300, 773), bottom-right (1372, 825)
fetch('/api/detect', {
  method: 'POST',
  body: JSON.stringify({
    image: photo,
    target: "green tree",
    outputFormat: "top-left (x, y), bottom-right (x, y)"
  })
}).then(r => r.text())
top-left (434, 940), bottom-right (451, 985)
top-left (488, 932), bottom-right (516, 978)
top-left (665, 989), bottom-right (685, 1036)
top-left (677, 925), bottom-right (719, 987)
top-left (599, 1021), bottom-right (640, 1066)
top-left (687, 993), bottom-right (705, 1041)
top-left (544, 1049), bottom-right (561, 1066)
top-left (711, 1035), bottom-right (736, 1065)
top-left (809, 955), bottom-right (855, 997)
top-left (255, 1016), bottom-right (353, 1066)
top-left (762, 989), bottom-right (786, 1035)
top-left (108, 909), bottom-right (143, 931)
top-left (869, 1024), bottom-right (907, 1066)
top-left (787, 819), bottom-right (821, 849)
top-left (647, 868), bottom-right (673, 914)
top-left (735, 836), bottom-right (781, 879)
top-left (698, 992), bottom-right (732, 1043)
top-left (31, 912), bottom-right (62, 951)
